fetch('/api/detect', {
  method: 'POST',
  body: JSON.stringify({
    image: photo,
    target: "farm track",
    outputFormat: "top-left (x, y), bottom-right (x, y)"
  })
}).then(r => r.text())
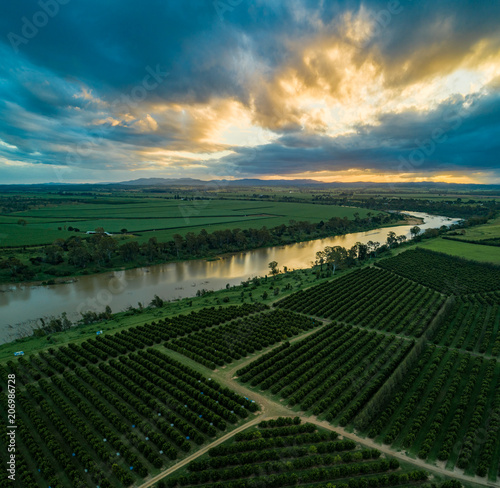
top-left (140, 321), bottom-right (500, 488)
top-left (138, 417), bottom-right (263, 488)
top-left (143, 298), bottom-right (500, 487)
top-left (138, 398), bottom-right (500, 488)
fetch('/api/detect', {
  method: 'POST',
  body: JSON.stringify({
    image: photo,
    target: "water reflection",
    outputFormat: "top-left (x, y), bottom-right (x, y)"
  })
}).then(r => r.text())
top-left (0, 212), bottom-right (459, 343)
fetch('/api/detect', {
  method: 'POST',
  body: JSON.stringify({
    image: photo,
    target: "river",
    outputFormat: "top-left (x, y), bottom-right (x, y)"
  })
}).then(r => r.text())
top-left (0, 212), bottom-right (460, 343)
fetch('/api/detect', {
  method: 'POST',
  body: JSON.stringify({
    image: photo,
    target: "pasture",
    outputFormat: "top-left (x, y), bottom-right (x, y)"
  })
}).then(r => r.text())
top-left (413, 239), bottom-right (500, 264)
top-left (0, 197), bottom-right (375, 247)
top-left (450, 215), bottom-right (500, 241)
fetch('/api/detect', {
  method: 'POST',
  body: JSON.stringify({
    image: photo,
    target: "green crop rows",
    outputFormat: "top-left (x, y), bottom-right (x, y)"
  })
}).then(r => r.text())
top-left (165, 310), bottom-right (318, 369)
top-left (275, 267), bottom-right (444, 337)
top-left (159, 419), bottom-right (430, 488)
top-left (364, 346), bottom-right (499, 477)
top-left (3, 247), bottom-right (500, 486)
top-left (238, 323), bottom-right (414, 426)
top-left (431, 293), bottom-right (500, 356)
top-left (0, 305), bottom-right (265, 488)
top-left (375, 248), bottom-right (500, 294)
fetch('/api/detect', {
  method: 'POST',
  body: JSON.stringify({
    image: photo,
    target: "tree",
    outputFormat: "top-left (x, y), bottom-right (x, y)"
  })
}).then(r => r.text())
top-left (386, 231), bottom-right (397, 248)
top-left (347, 245), bottom-right (358, 266)
top-left (68, 245), bottom-right (93, 268)
top-left (173, 234), bottom-right (184, 257)
top-left (315, 251), bottom-right (325, 270)
top-left (324, 246), bottom-right (347, 275)
top-left (96, 235), bottom-right (116, 263)
top-left (144, 237), bottom-right (159, 262)
top-left (150, 295), bottom-right (164, 308)
top-left (61, 312), bottom-right (72, 330)
top-left (119, 241), bottom-right (140, 262)
top-left (354, 242), bottom-right (368, 260)
top-left (410, 226), bottom-right (421, 239)
top-left (184, 232), bottom-right (198, 253)
top-left (3, 257), bottom-right (24, 276)
top-left (268, 261), bottom-right (279, 279)
top-left (44, 245), bottom-right (64, 265)
top-left (396, 234), bottom-right (407, 245)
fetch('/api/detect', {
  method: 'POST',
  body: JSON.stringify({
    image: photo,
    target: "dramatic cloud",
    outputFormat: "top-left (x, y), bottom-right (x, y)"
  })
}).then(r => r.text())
top-left (0, 0), bottom-right (499, 183)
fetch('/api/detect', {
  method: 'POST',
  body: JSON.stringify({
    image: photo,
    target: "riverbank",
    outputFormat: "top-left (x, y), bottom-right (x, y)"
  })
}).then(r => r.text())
top-left (0, 265), bottom-right (347, 361)
top-left (0, 213), bottom-right (408, 287)
top-left (0, 212), bottom-right (461, 343)
top-left (0, 214), bottom-right (454, 358)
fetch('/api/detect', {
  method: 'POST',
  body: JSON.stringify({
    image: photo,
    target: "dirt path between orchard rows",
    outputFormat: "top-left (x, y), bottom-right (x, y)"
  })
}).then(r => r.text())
top-left (139, 320), bottom-right (499, 488)
top-left (139, 417), bottom-right (263, 488)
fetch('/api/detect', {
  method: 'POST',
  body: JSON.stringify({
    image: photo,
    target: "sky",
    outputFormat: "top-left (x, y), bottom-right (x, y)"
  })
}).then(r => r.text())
top-left (0, 0), bottom-right (499, 184)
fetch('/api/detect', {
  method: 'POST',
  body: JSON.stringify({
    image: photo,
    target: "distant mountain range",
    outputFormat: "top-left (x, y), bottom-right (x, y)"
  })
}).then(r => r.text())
top-left (1, 178), bottom-right (499, 190)
top-left (116, 177), bottom-right (326, 187)
top-left (114, 177), bottom-right (500, 190)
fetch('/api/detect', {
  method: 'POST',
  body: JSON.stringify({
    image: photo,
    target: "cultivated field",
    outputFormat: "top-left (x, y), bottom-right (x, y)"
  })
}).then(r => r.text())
top-left (0, 305), bottom-right (264, 487)
top-left (430, 294), bottom-right (500, 356)
top-left (2, 247), bottom-right (500, 487)
top-left (160, 419), bottom-right (431, 488)
top-left (166, 310), bottom-right (318, 369)
top-left (275, 267), bottom-right (445, 337)
top-left (376, 248), bottom-right (500, 293)
top-left (0, 197), bottom-right (374, 247)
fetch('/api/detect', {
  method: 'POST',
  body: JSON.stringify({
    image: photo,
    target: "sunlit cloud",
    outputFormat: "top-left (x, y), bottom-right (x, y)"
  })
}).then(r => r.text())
top-left (0, 1), bottom-right (499, 184)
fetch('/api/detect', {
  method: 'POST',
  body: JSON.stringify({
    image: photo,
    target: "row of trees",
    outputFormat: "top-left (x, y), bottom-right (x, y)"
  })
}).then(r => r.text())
top-left (311, 227), bottom-right (422, 277)
top-left (2, 212), bottom-right (403, 279)
top-left (168, 310), bottom-right (315, 368)
top-left (309, 194), bottom-right (500, 220)
top-left (276, 266), bottom-right (443, 337)
top-left (432, 298), bottom-right (499, 355)
top-left (381, 348), bottom-right (450, 444)
top-left (376, 248), bottom-right (500, 295)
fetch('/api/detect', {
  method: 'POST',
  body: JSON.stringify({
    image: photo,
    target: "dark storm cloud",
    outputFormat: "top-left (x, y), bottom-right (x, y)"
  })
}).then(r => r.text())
top-left (224, 89), bottom-right (500, 176)
top-left (0, 0), bottom-right (499, 182)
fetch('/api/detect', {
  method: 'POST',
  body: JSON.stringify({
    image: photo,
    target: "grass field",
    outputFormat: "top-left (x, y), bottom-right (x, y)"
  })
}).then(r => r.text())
top-left (450, 215), bottom-right (500, 241)
top-left (0, 199), bottom-right (375, 247)
top-left (417, 238), bottom-right (500, 264)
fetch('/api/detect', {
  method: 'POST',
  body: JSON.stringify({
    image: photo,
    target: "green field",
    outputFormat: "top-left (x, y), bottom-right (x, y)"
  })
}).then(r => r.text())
top-left (453, 216), bottom-right (500, 241)
top-left (0, 198), bottom-right (375, 247)
top-left (416, 238), bottom-right (500, 264)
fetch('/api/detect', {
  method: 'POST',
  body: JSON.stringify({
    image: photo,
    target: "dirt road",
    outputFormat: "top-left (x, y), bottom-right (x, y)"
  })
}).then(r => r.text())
top-left (139, 417), bottom-right (262, 488)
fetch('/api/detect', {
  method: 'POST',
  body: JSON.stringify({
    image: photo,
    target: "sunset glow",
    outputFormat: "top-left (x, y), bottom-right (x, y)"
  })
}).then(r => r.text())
top-left (1, 1), bottom-right (500, 183)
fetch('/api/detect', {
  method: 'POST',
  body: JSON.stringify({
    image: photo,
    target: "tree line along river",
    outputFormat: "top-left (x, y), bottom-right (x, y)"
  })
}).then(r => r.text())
top-left (0, 212), bottom-right (460, 344)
